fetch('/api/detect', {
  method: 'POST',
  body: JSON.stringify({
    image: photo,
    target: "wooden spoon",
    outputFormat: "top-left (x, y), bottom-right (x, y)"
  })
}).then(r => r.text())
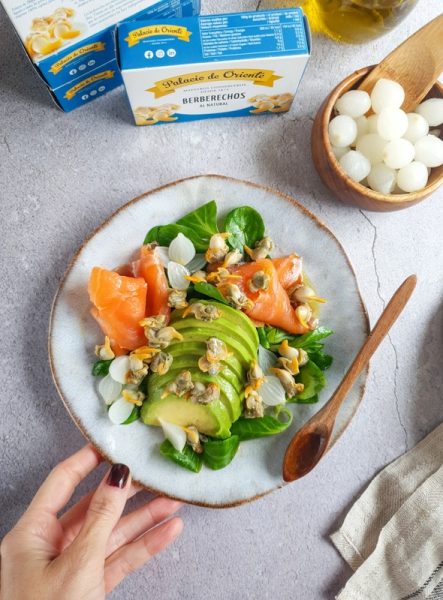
top-left (282, 274), bottom-right (417, 483)
top-left (357, 13), bottom-right (443, 111)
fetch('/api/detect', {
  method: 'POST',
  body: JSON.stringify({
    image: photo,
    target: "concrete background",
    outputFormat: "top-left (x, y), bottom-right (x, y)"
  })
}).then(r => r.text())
top-left (1, 1), bottom-right (442, 598)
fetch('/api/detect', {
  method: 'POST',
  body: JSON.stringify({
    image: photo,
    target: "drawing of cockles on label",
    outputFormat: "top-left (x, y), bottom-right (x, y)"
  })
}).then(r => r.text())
top-left (25, 7), bottom-right (83, 59)
top-left (249, 93), bottom-right (295, 114)
top-left (134, 103), bottom-right (181, 125)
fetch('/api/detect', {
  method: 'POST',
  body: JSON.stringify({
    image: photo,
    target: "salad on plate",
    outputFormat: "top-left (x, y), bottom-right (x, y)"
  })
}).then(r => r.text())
top-left (88, 201), bottom-right (333, 473)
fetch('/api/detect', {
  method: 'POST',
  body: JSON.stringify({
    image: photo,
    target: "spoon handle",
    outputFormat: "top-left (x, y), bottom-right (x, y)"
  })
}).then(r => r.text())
top-left (322, 274), bottom-right (417, 424)
top-left (358, 14), bottom-right (443, 112)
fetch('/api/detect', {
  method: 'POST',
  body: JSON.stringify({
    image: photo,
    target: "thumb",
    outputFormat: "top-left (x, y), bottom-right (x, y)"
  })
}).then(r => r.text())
top-left (69, 463), bottom-right (131, 561)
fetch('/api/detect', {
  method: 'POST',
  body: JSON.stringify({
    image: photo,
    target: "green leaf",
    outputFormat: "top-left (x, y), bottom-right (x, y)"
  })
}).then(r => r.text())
top-left (159, 440), bottom-right (203, 473)
top-left (144, 224), bottom-right (207, 252)
top-left (295, 362), bottom-right (327, 400)
top-left (289, 327), bottom-right (333, 349)
top-left (265, 326), bottom-right (293, 346)
top-left (230, 409), bottom-right (293, 441)
top-left (144, 201), bottom-right (219, 253)
top-left (224, 206), bottom-right (265, 252)
top-left (265, 326), bottom-right (334, 361)
top-left (122, 406), bottom-right (140, 425)
top-left (193, 282), bottom-right (230, 305)
top-left (92, 359), bottom-right (113, 376)
top-left (308, 350), bottom-right (333, 371)
top-left (257, 327), bottom-right (270, 349)
top-left (202, 436), bottom-right (240, 470)
top-left (288, 394), bottom-right (319, 404)
top-left (144, 225), bottom-right (162, 244)
top-left (176, 200), bottom-right (218, 236)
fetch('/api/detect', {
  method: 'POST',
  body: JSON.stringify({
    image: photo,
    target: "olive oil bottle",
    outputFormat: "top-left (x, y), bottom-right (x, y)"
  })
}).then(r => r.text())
top-left (259, 0), bottom-right (418, 43)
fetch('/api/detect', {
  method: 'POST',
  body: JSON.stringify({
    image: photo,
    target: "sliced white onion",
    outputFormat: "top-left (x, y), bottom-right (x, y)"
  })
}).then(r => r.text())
top-left (260, 375), bottom-right (286, 406)
top-left (154, 246), bottom-right (170, 267)
top-left (109, 355), bottom-right (131, 384)
top-left (186, 253), bottom-right (206, 273)
top-left (108, 397), bottom-right (134, 424)
top-left (258, 345), bottom-right (277, 374)
top-left (168, 233), bottom-right (196, 266)
top-left (98, 375), bottom-right (122, 405)
top-left (158, 418), bottom-right (187, 452)
top-left (167, 261), bottom-right (190, 290)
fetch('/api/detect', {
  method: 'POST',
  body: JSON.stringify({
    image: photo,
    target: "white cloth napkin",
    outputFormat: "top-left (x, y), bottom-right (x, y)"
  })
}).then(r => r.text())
top-left (331, 423), bottom-right (443, 600)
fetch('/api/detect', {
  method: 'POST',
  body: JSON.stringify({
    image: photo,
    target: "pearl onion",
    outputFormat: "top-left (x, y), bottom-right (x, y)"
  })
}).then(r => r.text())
top-left (403, 113), bottom-right (429, 143)
top-left (329, 115), bottom-right (358, 147)
top-left (356, 134), bottom-right (387, 164)
top-left (370, 78), bottom-right (405, 114)
top-left (335, 90), bottom-right (371, 118)
top-left (383, 138), bottom-right (415, 169)
top-left (109, 356), bottom-right (130, 384)
top-left (414, 135), bottom-right (443, 168)
top-left (377, 108), bottom-right (408, 141)
top-left (397, 161), bottom-right (429, 192)
top-left (331, 145), bottom-right (350, 160)
top-left (367, 163), bottom-right (397, 194)
top-left (415, 98), bottom-right (443, 127)
top-left (355, 115), bottom-right (368, 138)
top-left (339, 150), bottom-right (371, 182)
top-left (367, 114), bottom-right (379, 133)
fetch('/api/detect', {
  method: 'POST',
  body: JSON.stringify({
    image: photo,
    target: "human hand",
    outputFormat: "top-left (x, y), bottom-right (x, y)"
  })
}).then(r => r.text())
top-left (0, 445), bottom-right (183, 600)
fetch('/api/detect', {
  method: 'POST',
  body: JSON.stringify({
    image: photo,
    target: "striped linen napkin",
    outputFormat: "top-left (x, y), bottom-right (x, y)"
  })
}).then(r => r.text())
top-left (331, 423), bottom-right (443, 600)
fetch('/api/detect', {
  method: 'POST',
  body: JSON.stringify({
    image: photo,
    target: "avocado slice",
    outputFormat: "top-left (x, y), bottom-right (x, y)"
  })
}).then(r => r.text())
top-left (142, 393), bottom-right (232, 439)
top-left (141, 300), bottom-right (259, 437)
top-left (148, 366), bottom-right (243, 423)
top-left (171, 321), bottom-right (255, 368)
top-left (150, 355), bottom-right (243, 394)
top-left (168, 342), bottom-right (244, 381)
top-left (172, 310), bottom-right (257, 355)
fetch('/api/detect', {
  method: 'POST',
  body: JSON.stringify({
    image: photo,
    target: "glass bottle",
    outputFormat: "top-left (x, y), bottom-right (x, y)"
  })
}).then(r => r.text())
top-left (259, 0), bottom-right (419, 43)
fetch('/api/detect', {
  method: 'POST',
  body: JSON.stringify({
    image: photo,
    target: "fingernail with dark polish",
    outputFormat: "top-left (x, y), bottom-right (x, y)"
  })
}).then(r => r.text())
top-left (106, 464), bottom-right (130, 488)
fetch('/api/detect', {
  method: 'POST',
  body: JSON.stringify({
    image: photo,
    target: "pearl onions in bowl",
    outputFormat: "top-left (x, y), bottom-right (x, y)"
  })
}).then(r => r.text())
top-left (329, 78), bottom-right (443, 193)
top-left (312, 65), bottom-right (443, 211)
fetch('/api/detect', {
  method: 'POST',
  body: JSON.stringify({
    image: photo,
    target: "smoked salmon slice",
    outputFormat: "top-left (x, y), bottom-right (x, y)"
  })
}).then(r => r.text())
top-left (230, 259), bottom-right (308, 334)
top-left (272, 254), bottom-right (302, 290)
top-left (88, 267), bottom-right (147, 352)
top-left (135, 245), bottom-right (170, 320)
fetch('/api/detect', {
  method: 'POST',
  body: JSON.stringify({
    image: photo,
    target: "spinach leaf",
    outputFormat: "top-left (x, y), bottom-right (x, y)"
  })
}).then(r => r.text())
top-left (92, 359), bottom-right (113, 376)
top-left (144, 201), bottom-right (219, 252)
top-left (192, 282), bottom-right (230, 305)
top-left (122, 406), bottom-right (140, 425)
top-left (176, 200), bottom-right (218, 235)
top-left (159, 440), bottom-right (203, 473)
top-left (257, 327), bottom-right (270, 349)
top-left (288, 394), bottom-right (319, 404)
top-left (308, 350), bottom-right (333, 371)
top-left (265, 326), bottom-right (293, 346)
top-left (202, 436), bottom-right (240, 470)
top-left (265, 325), bottom-right (334, 350)
top-left (295, 362), bottom-right (326, 400)
top-left (289, 327), bottom-right (333, 349)
top-left (230, 409), bottom-right (293, 441)
top-left (145, 224), bottom-right (203, 250)
top-left (223, 206), bottom-right (265, 252)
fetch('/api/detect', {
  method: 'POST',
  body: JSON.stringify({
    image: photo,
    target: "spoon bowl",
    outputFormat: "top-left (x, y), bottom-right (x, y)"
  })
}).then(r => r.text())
top-left (311, 67), bottom-right (443, 212)
top-left (282, 428), bottom-right (329, 482)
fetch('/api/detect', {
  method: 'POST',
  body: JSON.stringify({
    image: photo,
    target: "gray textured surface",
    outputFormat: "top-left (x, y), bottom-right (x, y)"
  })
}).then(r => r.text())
top-left (1, 1), bottom-right (442, 599)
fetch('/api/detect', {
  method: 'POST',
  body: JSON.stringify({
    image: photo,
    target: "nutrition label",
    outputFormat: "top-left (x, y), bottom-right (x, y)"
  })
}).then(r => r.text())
top-left (199, 11), bottom-right (308, 59)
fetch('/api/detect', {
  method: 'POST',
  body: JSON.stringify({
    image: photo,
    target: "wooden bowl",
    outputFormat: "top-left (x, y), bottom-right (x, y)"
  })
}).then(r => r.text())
top-left (312, 65), bottom-right (443, 212)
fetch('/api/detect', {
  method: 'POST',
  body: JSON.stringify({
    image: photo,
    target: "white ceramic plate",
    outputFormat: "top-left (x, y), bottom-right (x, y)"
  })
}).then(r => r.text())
top-left (49, 175), bottom-right (368, 507)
